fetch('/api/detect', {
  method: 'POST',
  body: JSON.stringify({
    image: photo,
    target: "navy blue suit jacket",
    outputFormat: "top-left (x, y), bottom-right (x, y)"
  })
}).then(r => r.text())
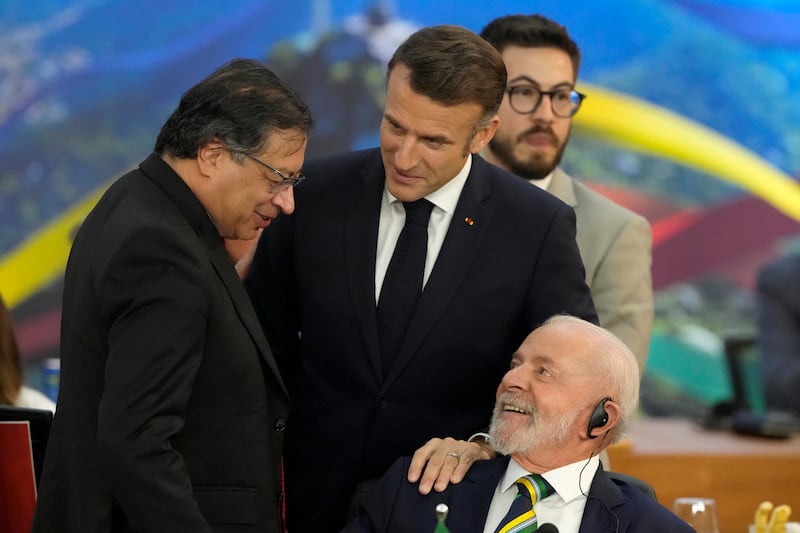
top-left (344, 456), bottom-right (693, 533)
top-left (246, 148), bottom-right (597, 531)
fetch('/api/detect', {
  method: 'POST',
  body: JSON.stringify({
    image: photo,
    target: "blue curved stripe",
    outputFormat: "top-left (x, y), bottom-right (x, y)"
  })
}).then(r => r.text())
top-left (671, 0), bottom-right (800, 46)
top-left (0, 0), bottom-right (294, 145)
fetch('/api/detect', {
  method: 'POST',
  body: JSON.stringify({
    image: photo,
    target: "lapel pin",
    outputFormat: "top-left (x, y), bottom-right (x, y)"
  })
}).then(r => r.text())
top-left (464, 217), bottom-right (474, 226)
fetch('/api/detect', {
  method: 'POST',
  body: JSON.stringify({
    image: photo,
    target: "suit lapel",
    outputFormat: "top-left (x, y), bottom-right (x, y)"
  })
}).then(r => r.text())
top-left (445, 456), bottom-right (508, 532)
top-left (140, 154), bottom-right (288, 397)
top-left (208, 244), bottom-right (288, 397)
top-left (383, 157), bottom-right (493, 389)
top-left (345, 155), bottom-right (385, 380)
top-left (547, 167), bottom-right (577, 208)
top-left (578, 466), bottom-right (627, 533)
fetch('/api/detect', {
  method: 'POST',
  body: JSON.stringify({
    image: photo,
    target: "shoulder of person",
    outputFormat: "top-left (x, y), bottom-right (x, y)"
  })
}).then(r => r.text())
top-left (16, 386), bottom-right (56, 412)
top-left (613, 482), bottom-right (694, 532)
top-left (570, 178), bottom-right (649, 227)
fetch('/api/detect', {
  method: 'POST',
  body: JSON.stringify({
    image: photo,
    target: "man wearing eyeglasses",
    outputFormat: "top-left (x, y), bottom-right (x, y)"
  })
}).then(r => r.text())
top-left (32, 59), bottom-right (312, 533)
top-left (246, 25), bottom-right (597, 532)
top-left (480, 14), bottom-right (654, 373)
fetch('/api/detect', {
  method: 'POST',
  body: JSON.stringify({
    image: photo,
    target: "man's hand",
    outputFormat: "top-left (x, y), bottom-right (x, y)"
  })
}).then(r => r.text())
top-left (407, 437), bottom-right (495, 495)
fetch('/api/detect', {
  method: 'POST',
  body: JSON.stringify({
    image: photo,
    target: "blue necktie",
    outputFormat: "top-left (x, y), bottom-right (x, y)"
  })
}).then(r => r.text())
top-left (377, 199), bottom-right (434, 374)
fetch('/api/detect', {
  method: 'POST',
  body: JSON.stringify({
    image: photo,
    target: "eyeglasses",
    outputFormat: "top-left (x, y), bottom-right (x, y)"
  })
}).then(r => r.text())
top-left (245, 154), bottom-right (305, 192)
top-left (506, 85), bottom-right (586, 118)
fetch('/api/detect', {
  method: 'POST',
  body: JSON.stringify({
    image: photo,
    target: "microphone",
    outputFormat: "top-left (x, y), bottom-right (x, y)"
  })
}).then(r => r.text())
top-left (538, 524), bottom-right (559, 533)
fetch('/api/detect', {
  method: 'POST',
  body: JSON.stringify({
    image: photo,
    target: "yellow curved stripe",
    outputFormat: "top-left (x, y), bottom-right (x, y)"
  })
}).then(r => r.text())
top-left (0, 182), bottom-right (109, 308)
top-left (574, 83), bottom-right (800, 221)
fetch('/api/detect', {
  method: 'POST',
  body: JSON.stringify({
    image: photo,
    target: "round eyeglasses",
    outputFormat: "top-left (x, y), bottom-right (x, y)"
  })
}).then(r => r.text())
top-left (245, 154), bottom-right (305, 193)
top-left (506, 86), bottom-right (586, 118)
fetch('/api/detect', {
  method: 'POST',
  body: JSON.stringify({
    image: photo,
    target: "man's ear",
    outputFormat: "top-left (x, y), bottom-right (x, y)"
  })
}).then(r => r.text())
top-left (589, 399), bottom-right (622, 440)
top-left (197, 142), bottom-right (225, 176)
top-left (469, 115), bottom-right (500, 154)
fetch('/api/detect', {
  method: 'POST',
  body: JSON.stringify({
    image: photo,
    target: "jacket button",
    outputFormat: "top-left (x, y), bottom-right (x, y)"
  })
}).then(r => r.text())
top-left (273, 418), bottom-right (287, 432)
top-left (376, 396), bottom-right (389, 409)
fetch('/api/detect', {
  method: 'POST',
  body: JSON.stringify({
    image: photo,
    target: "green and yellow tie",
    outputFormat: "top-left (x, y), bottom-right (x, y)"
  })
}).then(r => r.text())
top-left (494, 474), bottom-right (554, 533)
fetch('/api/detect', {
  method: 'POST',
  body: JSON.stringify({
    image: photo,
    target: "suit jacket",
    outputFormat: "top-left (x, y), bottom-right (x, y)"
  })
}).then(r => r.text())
top-left (343, 456), bottom-right (694, 533)
top-left (246, 148), bottom-right (597, 531)
top-left (548, 168), bottom-right (653, 372)
top-left (32, 154), bottom-right (289, 533)
top-left (757, 253), bottom-right (800, 413)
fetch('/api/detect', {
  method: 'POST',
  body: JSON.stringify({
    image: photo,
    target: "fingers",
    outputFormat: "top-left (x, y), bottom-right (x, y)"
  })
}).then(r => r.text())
top-left (407, 437), bottom-right (488, 495)
top-left (408, 437), bottom-right (443, 484)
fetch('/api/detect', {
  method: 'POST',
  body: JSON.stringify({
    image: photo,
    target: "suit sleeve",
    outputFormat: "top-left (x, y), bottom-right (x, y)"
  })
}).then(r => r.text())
top-left (526, 203), bottom-right (598, 327)
top-left (340, 458), bottom-right (410, 533)
top-left (94, 226), bottom-right (212, 533)
top-left (587, 214), bottom-right (653, 373)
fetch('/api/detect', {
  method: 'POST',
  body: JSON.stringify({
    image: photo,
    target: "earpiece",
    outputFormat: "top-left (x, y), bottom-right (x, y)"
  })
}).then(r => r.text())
top-left (587, 397), bottom-right (612, 439)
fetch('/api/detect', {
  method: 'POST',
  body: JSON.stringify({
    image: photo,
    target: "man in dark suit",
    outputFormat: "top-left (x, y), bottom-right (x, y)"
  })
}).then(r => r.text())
top-left (246, 25), bottom-right (597, 531)
top-left (32, 59), bottom-right (312, 533)
top-left (757, 252), bottom-right (800, 414)
top-left (344, 316), bottom-right (693, 533)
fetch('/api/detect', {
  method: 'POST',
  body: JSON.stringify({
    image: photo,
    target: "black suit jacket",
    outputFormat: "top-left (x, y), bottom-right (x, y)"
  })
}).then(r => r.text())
top-left (32, 154), bottom-right (289, 533)
top-left (344, 456), bottom-right (694, 533)
top-left (247, 148), bottom-right (597, 530)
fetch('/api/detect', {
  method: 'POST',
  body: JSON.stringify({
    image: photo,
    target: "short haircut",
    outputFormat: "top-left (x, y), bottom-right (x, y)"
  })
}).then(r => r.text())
top-left (154, 58), bottom-right (313, 160)
top-left (480, 14), bottom-right (581, 79)
top-left (543, 315), bottom-right (640, 443)
top-left (387, 25), bottom-right (507, 123)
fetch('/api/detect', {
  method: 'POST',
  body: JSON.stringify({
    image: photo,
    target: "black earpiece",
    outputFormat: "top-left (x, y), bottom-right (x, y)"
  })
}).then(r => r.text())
top-left (587, 397), bottom-right (612, 439)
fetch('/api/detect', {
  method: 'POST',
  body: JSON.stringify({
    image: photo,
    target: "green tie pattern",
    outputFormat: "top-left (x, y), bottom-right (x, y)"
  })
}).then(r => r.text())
top-left (493, 474), bottom-right (554, 533)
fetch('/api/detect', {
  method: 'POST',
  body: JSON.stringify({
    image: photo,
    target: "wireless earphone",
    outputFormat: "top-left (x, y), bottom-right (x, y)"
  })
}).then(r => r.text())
top-left (587, 396), bottom-right (612, 438)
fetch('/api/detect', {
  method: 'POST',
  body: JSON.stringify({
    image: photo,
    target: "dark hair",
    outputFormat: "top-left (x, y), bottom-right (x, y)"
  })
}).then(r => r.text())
top-left (480, 14), bottom-right (581, 79)
top-left (154, 58), bottom-right (313, 159)
top-left (387, 25), bottom-right (506, 122)
top-left (0, 294), bottom-right (23, 405)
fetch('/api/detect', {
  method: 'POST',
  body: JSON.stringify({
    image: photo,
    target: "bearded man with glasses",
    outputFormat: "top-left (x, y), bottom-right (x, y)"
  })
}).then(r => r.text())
top-left (481, 14), bottom-right (654, 374)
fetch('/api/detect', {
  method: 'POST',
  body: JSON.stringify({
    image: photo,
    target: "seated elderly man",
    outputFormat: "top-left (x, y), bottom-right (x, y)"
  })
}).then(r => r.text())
top-left (343, 315), bottom-right (692, 533)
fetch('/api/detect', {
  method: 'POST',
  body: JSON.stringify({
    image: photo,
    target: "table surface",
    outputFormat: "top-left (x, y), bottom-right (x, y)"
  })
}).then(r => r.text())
top-left (607, 417), bottom-right (800, 533)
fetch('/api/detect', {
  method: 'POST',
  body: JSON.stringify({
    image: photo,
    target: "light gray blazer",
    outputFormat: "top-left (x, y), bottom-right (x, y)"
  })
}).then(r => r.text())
top-left (548, 167), bottom-right (654, 372)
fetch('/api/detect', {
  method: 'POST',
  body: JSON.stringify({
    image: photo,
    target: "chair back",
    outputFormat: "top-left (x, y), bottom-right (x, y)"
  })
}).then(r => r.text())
top-left (0, 406), bottom-right (53, 533)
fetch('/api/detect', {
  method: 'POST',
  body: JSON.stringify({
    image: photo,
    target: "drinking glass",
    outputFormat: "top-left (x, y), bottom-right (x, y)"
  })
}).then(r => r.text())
top-left (673, 497), bottom-right (720, 533)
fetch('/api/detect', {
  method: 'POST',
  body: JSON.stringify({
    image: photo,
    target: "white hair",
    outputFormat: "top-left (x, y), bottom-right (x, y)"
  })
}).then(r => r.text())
top-left (543, 315), bottom-right (640, 443)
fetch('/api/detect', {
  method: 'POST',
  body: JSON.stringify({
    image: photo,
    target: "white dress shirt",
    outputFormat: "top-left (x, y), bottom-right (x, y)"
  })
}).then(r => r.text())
top-left (528, 171), bottom-right (554, 191)
top-left (375, 154), bottom-right (473, 302)
top-left (483, 455), bottom-right (600, 533)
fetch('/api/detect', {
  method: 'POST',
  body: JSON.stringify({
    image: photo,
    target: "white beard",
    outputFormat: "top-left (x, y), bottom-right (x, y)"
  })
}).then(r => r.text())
top-left (489, 390), bottom-right (581, 456)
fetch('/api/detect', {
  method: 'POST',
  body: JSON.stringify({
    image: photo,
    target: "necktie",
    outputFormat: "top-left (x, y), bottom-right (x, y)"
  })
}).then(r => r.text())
top-left (494, 474), bottom-right (555, 533)
top-left (377, 199), bottom-right (434, 373)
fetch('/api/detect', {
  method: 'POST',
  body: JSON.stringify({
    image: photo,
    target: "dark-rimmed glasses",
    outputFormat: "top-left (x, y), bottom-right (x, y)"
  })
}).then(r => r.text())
top-left (506, 86), bottom-right (586, 118)
top-left (245, 154), bottom-right (305, 192)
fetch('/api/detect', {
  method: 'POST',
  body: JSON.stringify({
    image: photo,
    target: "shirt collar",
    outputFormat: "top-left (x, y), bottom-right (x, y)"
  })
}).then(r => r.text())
top-left (502, 455), bottom-right (600, 503)
top-left (528, 170), bottom-right (554, 191)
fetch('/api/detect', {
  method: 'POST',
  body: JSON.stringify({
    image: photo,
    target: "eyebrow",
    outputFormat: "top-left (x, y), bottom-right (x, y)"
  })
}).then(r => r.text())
top-left (508, 75), bottom-right (574, 90)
